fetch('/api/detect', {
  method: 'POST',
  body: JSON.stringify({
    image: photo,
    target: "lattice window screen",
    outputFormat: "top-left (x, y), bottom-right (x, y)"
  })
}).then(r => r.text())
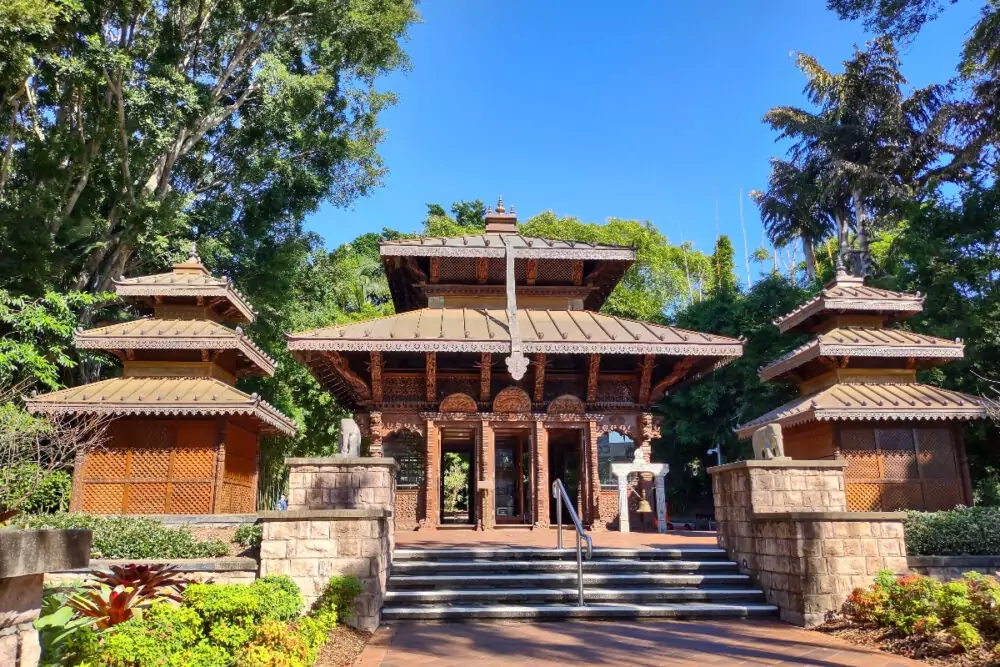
top-left (383, 432), bottom-right (426, 489)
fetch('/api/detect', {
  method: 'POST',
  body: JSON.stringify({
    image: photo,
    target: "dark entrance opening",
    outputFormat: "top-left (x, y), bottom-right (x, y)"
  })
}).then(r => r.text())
top-left (548, 429), bottom-right (581, 525)
top-left (440, 427), bottom-right (476, 525)
top-left (494, 429), bottom-right (532, 524)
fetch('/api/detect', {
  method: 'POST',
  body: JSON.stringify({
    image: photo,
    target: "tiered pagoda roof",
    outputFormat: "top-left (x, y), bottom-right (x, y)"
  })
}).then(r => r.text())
top-left (27, 246), bottom-right (295, 436)
top-left (737, 269), bottom-right (984, 439)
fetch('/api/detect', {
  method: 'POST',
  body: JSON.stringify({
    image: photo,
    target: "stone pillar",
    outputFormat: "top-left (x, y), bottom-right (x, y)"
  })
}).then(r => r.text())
top-left (533, 421), bottom-right (549, 528)
top-left (653, 473), bottom-right (667, 533)
top-left (261, 456), bottom-right (397, 632)
top-left (585, 421), bottom-right (603, 530)
top-left (423, 420), bottom-right (439, 529)
top-left (709, 460), bottom-right (909, 626)
top-left (479, 420), bottom-right (495, 530)
top-left (1, 530), bottom-right (91, 667)
top-left (614, 472), bottom-right (630, 533)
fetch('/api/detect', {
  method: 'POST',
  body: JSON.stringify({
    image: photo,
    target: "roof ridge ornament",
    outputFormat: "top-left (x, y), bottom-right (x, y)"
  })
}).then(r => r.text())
top-left (503, 235), bottom-right (528, 380)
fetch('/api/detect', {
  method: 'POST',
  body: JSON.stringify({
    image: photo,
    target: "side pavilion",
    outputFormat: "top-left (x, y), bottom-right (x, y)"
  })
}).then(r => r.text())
top-left (287, 200), bottom-right (743, 530)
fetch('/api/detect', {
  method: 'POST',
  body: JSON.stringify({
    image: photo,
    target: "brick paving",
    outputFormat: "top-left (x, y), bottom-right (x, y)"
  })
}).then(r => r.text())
top-left (356, 620), bottom-right (921, 666)
top-left (395, 527), bottom-right (719, 549)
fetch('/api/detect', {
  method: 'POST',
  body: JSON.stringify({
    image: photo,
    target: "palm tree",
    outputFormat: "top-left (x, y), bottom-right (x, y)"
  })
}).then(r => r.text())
top-left (763, 37), bottom-right (946, 275)
top-left (751, 158), bottom-right (835, 282)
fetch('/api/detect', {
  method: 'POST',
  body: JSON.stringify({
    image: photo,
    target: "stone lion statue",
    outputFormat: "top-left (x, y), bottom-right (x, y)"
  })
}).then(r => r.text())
top-left (751, 424), bottom-right (787, 460)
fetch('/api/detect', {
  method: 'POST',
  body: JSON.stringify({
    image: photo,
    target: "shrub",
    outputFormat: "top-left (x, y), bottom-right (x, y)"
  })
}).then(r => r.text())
top-left (0, 463), bottom-right (72, 514)
top-left (183, 575), bottom-right (303, 629)
top-left (314, 575), bottom-right (363, 620)
top-left (843, 570), bottom-right (1000, 652)
top-left (234, 523), bottom-right (263, 548)
top-left (97, 603), bottom-right (228, 667)
top-left (236, 621), bottom-right (312, 667)
top-left (11, 513), bottom-right (229, 559)
top-left (904, 507), bottom-right (1000, 556)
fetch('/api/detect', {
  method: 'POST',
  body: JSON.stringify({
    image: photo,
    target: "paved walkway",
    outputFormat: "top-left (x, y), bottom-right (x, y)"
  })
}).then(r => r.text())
top-left (396, 528), bottom-right (719, 549)
top-left (356, 620), bottom-right (920, 666)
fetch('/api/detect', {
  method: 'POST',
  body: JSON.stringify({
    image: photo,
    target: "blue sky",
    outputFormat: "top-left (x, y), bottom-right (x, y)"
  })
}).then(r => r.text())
top-left (306, 1), bottom-right (980, 267)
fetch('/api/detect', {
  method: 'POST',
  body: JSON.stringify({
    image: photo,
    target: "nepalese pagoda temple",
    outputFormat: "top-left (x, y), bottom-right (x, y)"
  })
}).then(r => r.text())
top-left (287, 199), bottom-right (744, 530)
top-left (736, 268), bottom-right (986, 512)
top-left (26, 248), bottom-right (296, 514)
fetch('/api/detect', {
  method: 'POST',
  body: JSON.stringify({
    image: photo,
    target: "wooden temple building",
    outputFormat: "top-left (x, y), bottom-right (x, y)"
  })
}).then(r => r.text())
top-left (27, 247), bottom-right (296, 514)
top-left (288, 199), bottom-right (744, 530)
top-left (737, 268), bottom-right (985, 512)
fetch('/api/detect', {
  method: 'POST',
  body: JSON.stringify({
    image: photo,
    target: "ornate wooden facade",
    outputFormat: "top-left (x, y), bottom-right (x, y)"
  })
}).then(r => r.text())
top-left (737, 268), bottom-right (985, 512)
top-left (289, 199), bottom-right (743, 530)
top-left (27, 247), bottom-right (296, 514)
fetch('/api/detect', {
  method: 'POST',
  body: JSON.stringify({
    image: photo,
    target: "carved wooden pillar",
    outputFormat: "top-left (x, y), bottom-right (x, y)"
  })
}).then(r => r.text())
top-left (954, 424), bottom-right (975, 507)
top-left (480, 352), bottom-right (491, 403)
top-left (424, 419), bottom-right (439, 528)
top-left (533, 353), bottom-right (546, 403)
top-left (572, 260), bottom-right (583, 286)
top-left (369, 411), bottom-right (383, 457)
top-left (249, 437), bottom-right (261, 513)
top-left (429, 257), bottom-right (440, 283)
top-left (425, 352), bottom-right (436, 404)
top-left (586, 354), bottom-right (600, 404)
top-left (636, 354), bottom-right (654, 405)
top-left (638, 413), bottom-right (656, 463)
top-left (210, 418), bottom-right (228, 514)
top-left (476, 257), bottom-right (488, 284)
top-left (479, 420), bottom-right (495, 530)
top-left (526, 259), bottom-right (537, 286)
top-left (533, 420), bottom-right (549, 528)
top-left (585, 420), bottom-right (602, 529)
top-left (370, 351), bottom-right (383, 406)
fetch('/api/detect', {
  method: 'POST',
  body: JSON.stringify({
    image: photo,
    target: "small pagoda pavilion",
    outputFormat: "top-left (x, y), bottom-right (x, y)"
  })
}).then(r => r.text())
top-left (27, 247), bottom-right (296, 515)
top-left (287, 198), bottom-right (744, 530)
top-left (737, 267), bottom-right (985, 512)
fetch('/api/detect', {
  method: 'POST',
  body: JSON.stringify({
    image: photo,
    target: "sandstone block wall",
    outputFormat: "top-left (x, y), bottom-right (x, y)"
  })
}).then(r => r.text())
top-left (259, 510), bottom-right (391, 632)
top-left (908, 556), bottom-right (1000, 581)
top-left (286, 458), bottom-right (395, 512)
top-left (709, 460), bottom-right (908, 626)
top-left (46, 558), bottom-right (258, 587)
top-left (0, 574), bottom-right (42, 667)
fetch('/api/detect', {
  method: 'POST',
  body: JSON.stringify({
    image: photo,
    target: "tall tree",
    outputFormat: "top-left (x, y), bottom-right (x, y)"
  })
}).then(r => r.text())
top-left (763, 37), bottom-right (947, 274)
top-left (708, 235), bottom-right (739, 296)
top-left (0, 0), bottom-right (417, 295)
top-left (751, 158), bottom-right (838, 281)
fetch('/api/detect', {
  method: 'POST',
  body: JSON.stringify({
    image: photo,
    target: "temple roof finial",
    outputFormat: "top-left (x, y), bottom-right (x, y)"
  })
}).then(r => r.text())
top-left (188, 241), bottom-right (200, 264)
top-left (495, 196), bottom-right (505, 214)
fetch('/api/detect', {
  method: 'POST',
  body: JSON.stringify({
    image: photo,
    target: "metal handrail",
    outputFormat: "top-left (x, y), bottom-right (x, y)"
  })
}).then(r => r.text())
top-left (552, 479), bottom-right (593, 606)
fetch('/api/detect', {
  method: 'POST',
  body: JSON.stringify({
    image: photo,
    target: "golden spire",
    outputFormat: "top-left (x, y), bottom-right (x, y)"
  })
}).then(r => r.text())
top-left (495, 196), bottom-right (505, 214)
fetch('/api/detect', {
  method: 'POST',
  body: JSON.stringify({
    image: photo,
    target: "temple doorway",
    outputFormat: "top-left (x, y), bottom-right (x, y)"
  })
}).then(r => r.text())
top-left (494, 429), bottom-right (532, 524)
top-left (548, 428), bottom-right (581, 524)
top-left (440, 427), bottom-right (476, 525)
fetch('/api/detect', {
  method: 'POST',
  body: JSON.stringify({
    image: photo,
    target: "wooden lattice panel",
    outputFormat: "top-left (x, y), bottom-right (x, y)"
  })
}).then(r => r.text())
top-left (439, 257), bottom-right (477, 282)
top-left (221, 424), bottom-right (259, 513)
top-left (881, 482), bottom-right (923, 510)
top-left (536, 259), bottom-right (575, 284)
top-left (916, 428), bottom-right (958, 479)
top-left (82, 449), bottom-right (128, 478)
top-left (921, 480), bottom-right (964, 511)
top-left (83, 484), bottom-right (125, 513)
top-left (169, 483), bottom-right (213, 513)
top-left (127, 483), bottom-right (168, 513)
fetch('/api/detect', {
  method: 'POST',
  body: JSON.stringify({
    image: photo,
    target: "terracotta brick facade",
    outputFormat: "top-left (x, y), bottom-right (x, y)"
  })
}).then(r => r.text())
top-left (709, 460), bottom-right (908, 626)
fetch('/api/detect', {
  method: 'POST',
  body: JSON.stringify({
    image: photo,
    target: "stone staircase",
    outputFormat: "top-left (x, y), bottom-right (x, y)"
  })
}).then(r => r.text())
top-left (382, 546), bottom-right (778, 621)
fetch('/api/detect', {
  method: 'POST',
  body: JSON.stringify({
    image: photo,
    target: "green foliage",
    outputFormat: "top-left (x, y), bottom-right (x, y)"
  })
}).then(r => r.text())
top-left (656, 275), bottom-right (811, 511)
top-left (98, 603), bottom-right (226, 667)
top-left (904, 507), bottom-right (1000, 556)
top-left (442, 452), bottom-right (470, 513)
top-left (708, 235), bottom-right (738, 296)
top-left (183, 575), bottom-right (303, 631)
top-left (234, 523), bottom-right (263, 549)
top-left (0, 463), bottom-right (70, 514)
top-left (314, 575), bottom-right (363, 620)
top-left (843, 570), bottom-right (1000, 652)
top-left (520, 212), bottom-right (712, 320)
top-left (36, 585), bottom-right (99, 666)
top-left (12, 513), bottom-right (229, 559)
top-left (0, 289), bottom-right (116, 389)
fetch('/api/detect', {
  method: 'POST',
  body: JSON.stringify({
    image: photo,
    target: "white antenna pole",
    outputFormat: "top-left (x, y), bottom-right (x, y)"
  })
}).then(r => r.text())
top-left (739, 188), bottom-right (751, 290)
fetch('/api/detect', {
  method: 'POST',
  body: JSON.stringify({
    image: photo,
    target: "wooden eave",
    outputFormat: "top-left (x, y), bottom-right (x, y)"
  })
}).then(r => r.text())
top-left (735, 382), bottom-right (984, 439)
top-left (25, 377), bottom-right (296, 436)
top-left (759, 327), bottom-right (964, 383)
top-left (776, 275), bottom-right (924, 334)
top-left (113, 274), bottom-right (256, 323)
top-left (75, 318), bottom-right (276, 377)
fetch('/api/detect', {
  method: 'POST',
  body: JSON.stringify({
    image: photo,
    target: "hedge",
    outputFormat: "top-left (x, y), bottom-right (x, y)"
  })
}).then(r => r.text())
top-left (904, 507), bottom-right (1000, 556)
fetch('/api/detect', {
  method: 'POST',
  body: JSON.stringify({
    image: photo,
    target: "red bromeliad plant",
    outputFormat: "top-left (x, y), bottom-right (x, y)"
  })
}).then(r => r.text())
top-left (67, 563), bottom-right (199, 629)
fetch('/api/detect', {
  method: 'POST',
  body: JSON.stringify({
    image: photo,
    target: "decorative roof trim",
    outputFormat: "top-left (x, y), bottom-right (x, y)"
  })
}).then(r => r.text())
top-left (380, 245), bottom-right (635, 260)
top-left (286, 338), bottom-right (743, 356)
top-left (75, 322), bottom-right (276, 376)
top-left (759, 338), bottom-right (964, 382)
top-left (112, 281), bottom-right (256, 323)
top-left (25, 378), bottom-right (296, 436)
top-left (776, 293), bottom-right (923, 333)
top-left (735, 383), bottom-right (984, 438)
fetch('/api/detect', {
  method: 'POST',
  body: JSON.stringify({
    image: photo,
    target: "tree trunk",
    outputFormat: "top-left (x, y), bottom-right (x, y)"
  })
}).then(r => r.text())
top-left (852, 189), bottom-right (870, 277)
top-left (801, 235), bottom-right (817, 282)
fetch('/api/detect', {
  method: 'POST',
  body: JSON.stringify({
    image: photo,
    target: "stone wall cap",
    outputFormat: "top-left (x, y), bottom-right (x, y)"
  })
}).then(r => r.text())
top-left (284, 457), bottom-right (397, 467)
top-left (707, 459), bottom-right (848, 474)
top-left (52, 557), bottom-right (258, 574)
top-left (908, 555), bottom-right (1000, 567)
top-left (258, 508), bottom-right (392, 520)
top-left (751, 511), bottom-right (907, 521)
top-left (0, 529), bottom-right (91, 577)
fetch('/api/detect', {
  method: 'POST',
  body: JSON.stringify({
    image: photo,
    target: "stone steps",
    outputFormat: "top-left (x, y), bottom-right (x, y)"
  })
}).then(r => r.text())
top-left (382, 546), bottom-right (777, 622)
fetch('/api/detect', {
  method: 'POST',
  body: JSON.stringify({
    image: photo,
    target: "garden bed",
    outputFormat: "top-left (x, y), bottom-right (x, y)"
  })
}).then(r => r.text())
top-left (315, 625), bottom-right (371, 666)
top-left (814, 570), bottom-right (1000, 666)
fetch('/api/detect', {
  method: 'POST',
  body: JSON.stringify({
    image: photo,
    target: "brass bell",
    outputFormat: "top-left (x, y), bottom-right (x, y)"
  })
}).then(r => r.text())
top-left (636, 488), bottom-right (653, 514)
